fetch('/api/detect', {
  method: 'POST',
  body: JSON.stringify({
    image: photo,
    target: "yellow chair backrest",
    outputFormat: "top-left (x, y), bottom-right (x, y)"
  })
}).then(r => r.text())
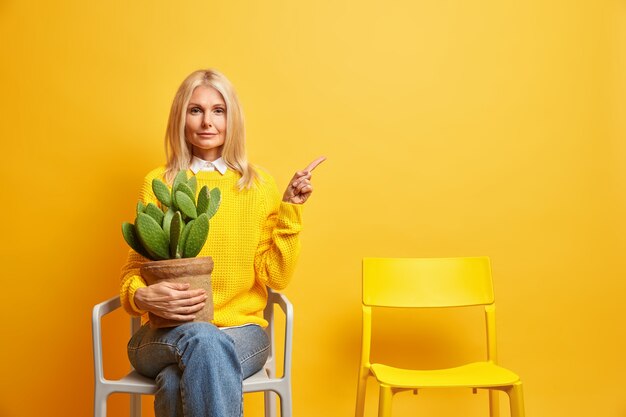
top-left (362, 257), bottom-right (495, 308)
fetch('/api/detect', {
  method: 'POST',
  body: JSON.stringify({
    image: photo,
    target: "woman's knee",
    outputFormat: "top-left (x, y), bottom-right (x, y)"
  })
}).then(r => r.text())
top-left (223, 324), bottom-right (270, 378)
top-left (155, 364), bottom-right (181, 393)
top-left (178, 322), bottom-right (236, 359)
top-left (154, 364), bottom-right (184, 416)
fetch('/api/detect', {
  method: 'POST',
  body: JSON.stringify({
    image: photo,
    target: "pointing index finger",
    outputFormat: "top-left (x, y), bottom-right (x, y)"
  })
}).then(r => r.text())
top-left (304, 156), bottom-right (327, 173)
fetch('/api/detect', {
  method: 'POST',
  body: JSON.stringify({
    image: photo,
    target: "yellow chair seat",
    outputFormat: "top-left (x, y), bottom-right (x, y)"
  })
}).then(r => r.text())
top-left (371, 361), bottom-right (521, 389)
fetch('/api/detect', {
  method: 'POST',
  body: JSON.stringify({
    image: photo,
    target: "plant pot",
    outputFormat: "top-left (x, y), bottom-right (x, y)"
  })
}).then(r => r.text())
top-left (140, 256), bottom-right (214, 328)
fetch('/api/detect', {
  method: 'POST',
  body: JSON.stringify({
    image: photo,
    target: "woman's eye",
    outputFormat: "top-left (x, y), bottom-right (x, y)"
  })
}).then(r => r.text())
top-left (190, 107), bottom-right (202, 114)
top-left (214, 107), bottom-right (225, 114)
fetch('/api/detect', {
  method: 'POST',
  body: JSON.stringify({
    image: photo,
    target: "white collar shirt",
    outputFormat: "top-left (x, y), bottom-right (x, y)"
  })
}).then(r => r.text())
top-left (189, 156), bottom-right (228, 175)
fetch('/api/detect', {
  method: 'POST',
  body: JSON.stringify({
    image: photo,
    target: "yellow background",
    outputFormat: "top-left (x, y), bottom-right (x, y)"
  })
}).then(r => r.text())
top-left (1, 1), bottom-right (625, 416)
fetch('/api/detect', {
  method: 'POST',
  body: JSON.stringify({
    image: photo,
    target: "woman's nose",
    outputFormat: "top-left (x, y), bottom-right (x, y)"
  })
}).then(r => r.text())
top-left (202, 114), bottom-right (213, 127)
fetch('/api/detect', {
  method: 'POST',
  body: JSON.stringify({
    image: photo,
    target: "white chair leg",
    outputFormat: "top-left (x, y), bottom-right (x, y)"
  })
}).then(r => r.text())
top-left (131, 393), bottom-right (142, 417)
top-left (279, 387), bottom-right (292, 417)
top-left (94, 390), bottom-right (106, 417)
top-left (264, 390), bottom-right (277, 417)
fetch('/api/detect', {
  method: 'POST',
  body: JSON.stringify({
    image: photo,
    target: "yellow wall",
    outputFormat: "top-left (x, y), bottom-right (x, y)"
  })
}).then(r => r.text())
top-left (1, 1), bottom-right (624, 416)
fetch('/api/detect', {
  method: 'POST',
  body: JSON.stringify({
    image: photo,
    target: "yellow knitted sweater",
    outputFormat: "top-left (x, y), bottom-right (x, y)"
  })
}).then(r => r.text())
top-left (119, 166), bottom-right (302, 328)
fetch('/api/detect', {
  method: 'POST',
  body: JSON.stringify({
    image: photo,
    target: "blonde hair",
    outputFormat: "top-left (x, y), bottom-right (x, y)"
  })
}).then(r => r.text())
top-left (164, 69), bottom-right (258, 189)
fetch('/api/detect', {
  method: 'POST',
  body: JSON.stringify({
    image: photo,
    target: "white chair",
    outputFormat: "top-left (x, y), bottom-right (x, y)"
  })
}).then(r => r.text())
top-left (92, 288), bottom-right (293, 417)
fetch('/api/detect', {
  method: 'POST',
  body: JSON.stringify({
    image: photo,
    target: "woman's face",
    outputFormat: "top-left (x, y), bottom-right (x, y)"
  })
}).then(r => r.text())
top-left (185, 85), bottom-right (227, 161)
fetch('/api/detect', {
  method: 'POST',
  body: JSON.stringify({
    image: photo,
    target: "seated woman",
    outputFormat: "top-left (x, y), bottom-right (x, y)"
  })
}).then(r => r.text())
top-left (119, 68), bottom-right (324, 417)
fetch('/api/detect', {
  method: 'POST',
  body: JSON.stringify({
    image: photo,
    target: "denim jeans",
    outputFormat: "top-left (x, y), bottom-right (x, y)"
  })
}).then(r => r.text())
top-left (127, 322), bottom-right (270, 417)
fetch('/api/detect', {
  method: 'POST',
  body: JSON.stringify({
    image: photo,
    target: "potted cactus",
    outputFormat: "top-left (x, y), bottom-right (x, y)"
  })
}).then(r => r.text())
top-left (122, 171), bottom-right (221, 328)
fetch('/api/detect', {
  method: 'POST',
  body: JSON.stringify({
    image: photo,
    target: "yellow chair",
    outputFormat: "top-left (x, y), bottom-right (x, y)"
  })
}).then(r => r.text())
top-left (355, 257), bottom-right (525, 417)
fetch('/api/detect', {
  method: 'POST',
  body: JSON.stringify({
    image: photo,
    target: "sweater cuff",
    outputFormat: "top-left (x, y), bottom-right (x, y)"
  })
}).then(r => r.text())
top-left (128, 276), bottom-right (148, 315)
top-left (278, 202), bottom-right (303, 232)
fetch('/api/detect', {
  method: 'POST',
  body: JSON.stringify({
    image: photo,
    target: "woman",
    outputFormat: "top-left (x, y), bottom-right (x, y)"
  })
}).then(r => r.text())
top-left (120, 69), bottom-right (324, 417)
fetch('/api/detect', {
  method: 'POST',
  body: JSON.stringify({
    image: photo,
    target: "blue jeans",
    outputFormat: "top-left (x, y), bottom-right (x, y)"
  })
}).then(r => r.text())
top-left (127, 322), bottom-right (270, 417)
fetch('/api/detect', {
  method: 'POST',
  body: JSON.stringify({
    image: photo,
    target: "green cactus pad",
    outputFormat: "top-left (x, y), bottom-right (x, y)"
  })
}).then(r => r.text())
top-left (172, 170), bottom-right (188, 193)
top-left (152, 179), bottom-right (172, 207)
top-left (145, 203), bottom-right (165, 225)
top-left (196, 186), bottom-right (210, 216)
top-left (176, 182), bottom-right (195, 203)
top-left (121, 222), bottom-right (150, 258)
top-left (207, 188), bottom-right (222, 219)
top-left (183, 213), bottom-right (209, 258)
top-left (178, 218), bottom-right (194, 257)
top-left (136, 213), bottom-right (170, 260)
top-left (162, 208), bottom-right (175, 236)
top-left (187, 176), bottom-right (197, 196)
top-left (169, 212), bottom-right (182, 258)
top-left (175, 190), bottom-right (198, 219)
top-left (136, 201), bottom-right (145, 217)
top-left (170, 189), bottom-right (178, 211)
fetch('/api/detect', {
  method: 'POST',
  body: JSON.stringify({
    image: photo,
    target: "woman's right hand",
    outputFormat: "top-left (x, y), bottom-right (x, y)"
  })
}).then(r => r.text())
top-left (133, 282), bottom-right (208, 322)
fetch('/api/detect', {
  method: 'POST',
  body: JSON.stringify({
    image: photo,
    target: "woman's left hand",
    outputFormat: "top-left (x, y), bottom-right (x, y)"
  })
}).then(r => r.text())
top-left (282, 156), bottom-right (326, 204)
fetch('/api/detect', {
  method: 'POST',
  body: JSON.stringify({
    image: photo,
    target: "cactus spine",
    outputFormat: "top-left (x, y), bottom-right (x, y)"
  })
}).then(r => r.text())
top-left (121, 171), bottom-right (221, 261)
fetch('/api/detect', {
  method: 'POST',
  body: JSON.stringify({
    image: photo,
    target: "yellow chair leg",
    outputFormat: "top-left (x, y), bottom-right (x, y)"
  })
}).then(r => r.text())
top-left (506, 382), bottom-right (525, 417)
top-left (378, 384), bottom-right (393, 417)
top-left (355, 369), bottom-right (369, 417)
top-left (489, 389), bottom-right (500, 417)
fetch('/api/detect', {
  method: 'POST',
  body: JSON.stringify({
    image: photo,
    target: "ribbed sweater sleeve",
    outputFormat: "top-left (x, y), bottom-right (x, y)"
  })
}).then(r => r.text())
top-left (254, 175), bottom-right (302, 290)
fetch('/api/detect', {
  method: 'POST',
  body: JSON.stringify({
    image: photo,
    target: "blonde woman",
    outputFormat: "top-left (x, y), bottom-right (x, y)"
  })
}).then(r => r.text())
top-left (120, 69), bottom-right (324, 417)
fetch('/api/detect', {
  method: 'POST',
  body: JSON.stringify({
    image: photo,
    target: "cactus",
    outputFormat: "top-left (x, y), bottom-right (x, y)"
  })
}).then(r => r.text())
top-left (136, 213), bottom-right (170, 260)
top-left (187, 176), bottom-right (197, 196)
top-left (175, 190), bottom-right (197, 219)
top-left (178, 217), bottom-right (194, 258)
top-left (207, 188), bottom-right (221, 219)
top-left (121, 222), bottom-right (150, 259)
top-left (152, 179), bottom-right (172, 207)
top-left (145, 203), bottom-right (165, 225)
top-left (169, 212), bottom-right (183, 258)
top-left (162, 208), bottom-right (175, 236)
top-left (121, 170), bottom-right (221, 261)
top-left (176, 182), bottom-right (195, 203)
top-left (196, 186), bottom-right (221, 219)
top-left (183, 213), bottom-right (209, 257)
